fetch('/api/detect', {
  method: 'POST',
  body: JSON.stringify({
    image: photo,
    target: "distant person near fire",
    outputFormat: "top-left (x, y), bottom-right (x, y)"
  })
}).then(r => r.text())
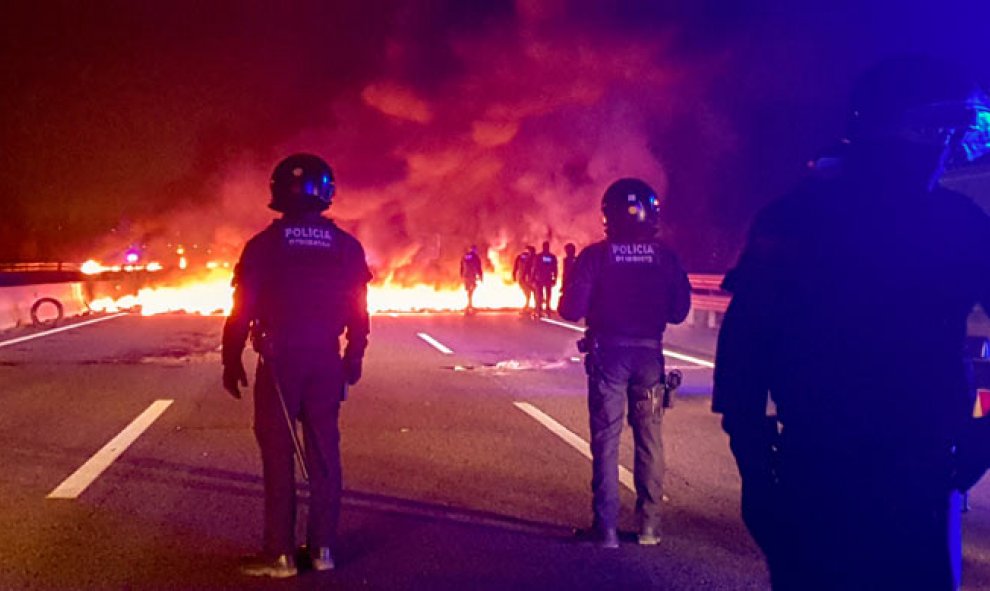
top-left (561, 242), bottom-right (577, 294)
top-left (531, 241), bottom-right (558, 318)
top-left (460, 245), bottom-right (484, 314)
top-left (222, 153), bottom-right (371, 578)
top-left (559, 177), bottom-right (691, 549)
top-left (512, 245), bottom-right (536, 314)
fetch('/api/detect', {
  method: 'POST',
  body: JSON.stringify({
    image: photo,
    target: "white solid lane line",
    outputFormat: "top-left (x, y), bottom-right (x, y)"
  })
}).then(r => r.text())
top-left (539, 317), bottom-right (715, 369)
top-left (514, 402), bottom-right (635, 493)
top-left (661, 349), bottom-right (715, 369)
top-left (47, 399), bottom-right (174, 499)
top-left (0, 313), bottom-right (128, 350)
top-left (417, 332), bottom-right (454, 355)
top-left (539, 317), bottom-right (583, 332)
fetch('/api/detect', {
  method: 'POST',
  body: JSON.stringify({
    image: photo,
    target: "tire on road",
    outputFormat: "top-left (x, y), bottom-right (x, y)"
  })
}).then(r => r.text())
top-left (30, 297), bottom-right (64, 327)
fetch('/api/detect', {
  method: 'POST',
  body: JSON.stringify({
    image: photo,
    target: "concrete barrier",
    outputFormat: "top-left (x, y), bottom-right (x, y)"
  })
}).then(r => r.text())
top-left (0, 283), bottom-right (91, 331)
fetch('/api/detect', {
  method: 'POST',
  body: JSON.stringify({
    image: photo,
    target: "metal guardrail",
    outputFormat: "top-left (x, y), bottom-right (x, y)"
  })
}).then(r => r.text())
top-left (0, 263), bottom-right (89, 288)
top-left (688, 274), bottom-right (728, 313)
top-left (688, 274), bottom-right (724, 291)
top-left (0, 262), bottom-right (83, 272)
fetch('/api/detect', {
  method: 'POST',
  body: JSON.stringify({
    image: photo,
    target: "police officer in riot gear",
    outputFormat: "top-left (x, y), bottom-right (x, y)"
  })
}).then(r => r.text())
top-left (222, 153), bottom-right (372, 578)
top-left (713, 56), bottom-right (990, 590)
top-left (559, 178), bottom-right (691, 548)
top-left (561, 242), bottom-right (577, 295)
top-left (512, 245), bottom-right (537, 314)
top-left (531, 241), bottom-right (558, 317)
top-left (460, 245), bottom-right (484, 313)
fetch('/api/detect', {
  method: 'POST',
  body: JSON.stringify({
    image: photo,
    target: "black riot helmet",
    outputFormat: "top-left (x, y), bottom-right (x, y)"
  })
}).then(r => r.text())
top-left (847, 55), bottom-right (990, 164)
top-left (269, 153), bottom-right (336, 213)
top-left (601, 178), bottom-right (661, 240)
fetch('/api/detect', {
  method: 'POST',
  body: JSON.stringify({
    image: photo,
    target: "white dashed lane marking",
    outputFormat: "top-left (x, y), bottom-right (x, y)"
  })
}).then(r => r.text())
top-left (514, 402), bottom-right (636, 493)
top-left (47, 399), bottom-right (174, 499)
top-left (0, 313), bottom-right (128, 350)
top-left (417, 332), bottom-right (454, 355)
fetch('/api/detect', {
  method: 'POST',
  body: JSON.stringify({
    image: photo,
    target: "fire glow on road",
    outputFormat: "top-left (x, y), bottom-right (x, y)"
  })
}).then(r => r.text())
top-left (86, 267), bottom-right (530, 316)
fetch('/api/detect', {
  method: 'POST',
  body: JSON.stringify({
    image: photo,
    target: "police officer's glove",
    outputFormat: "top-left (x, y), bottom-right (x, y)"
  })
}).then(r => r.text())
top-left (343, 355), bottom-right (363, 386)
top-left (223, 360), bottom-right (248, 399)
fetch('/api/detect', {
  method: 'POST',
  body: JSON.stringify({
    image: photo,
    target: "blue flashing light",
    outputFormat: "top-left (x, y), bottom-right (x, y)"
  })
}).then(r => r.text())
top-left (961, 105), bottom-right (990, 161)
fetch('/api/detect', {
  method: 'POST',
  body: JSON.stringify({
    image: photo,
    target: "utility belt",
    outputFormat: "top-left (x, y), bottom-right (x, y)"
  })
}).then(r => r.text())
top-left (577, 331), bottom-right (681, 409)
top-left (593, 335), bottom-right (663, 350)
top-left (250, 322), bottom-right (340, 359)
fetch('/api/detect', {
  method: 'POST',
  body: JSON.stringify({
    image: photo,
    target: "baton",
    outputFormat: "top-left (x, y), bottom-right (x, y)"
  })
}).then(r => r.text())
top-left (260, 354), bottom-right (310, 482)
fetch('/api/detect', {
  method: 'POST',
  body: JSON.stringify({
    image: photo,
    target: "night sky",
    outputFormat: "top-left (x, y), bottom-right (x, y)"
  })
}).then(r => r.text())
top-left (3, 1), bottom-right (990, 278)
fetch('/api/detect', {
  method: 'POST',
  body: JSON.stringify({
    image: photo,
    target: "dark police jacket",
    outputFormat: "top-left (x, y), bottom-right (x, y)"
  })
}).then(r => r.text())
top-left (558, 239), bottom-right (691, 341)
top-left (531, 252), bottom-right (558, 286)
top-left (222, 214), bottom-right (372, 366)
top-left (713, 174), bottom-right (990, 468)
top-left (460, 252), bottom-right (483, 281)
top-left (562, 254), bottom-right (577, 289)
top-left (512, 251), bottom-right (534, 286)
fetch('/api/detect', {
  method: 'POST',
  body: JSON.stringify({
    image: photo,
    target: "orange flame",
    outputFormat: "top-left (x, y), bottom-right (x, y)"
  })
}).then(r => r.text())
top-left (84, 247), bottom-right (549, 316)
top-left (87, 269), bottom-right (235, 316)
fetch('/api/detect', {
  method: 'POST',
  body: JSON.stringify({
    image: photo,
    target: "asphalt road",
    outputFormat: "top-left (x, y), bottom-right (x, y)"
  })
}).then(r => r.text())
top-left (2, 312), bottom-right (990, 590)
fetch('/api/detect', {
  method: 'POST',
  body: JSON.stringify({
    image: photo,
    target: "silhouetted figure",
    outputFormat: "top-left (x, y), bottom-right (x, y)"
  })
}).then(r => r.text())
top-left (560, 178), bottom-right (691, 548)
top-left (460, 245), bottom-right (484, 314)
top-left (512, 245), bottom-right (536, 313)
top-left (561, 242), bottom-right (577, 296)
top-left (222, 154), bottom-right (371, 578)
top-left (531, 241), bottom-right (558, 317)
top-left (713, 56), bottom-right (990, 591)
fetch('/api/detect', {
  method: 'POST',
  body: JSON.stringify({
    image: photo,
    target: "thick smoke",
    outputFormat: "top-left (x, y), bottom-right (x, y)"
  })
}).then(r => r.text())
top-left (203, 2), bottom-right (727, 286)
top-left (5, 1), bottom-right (990, 275)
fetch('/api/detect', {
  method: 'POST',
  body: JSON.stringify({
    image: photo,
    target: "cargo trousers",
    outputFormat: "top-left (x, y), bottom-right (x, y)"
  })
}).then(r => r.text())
top-left (253, 349), bottom-right (344, 556)
top-left (587, 345), bottom-right (665, 531)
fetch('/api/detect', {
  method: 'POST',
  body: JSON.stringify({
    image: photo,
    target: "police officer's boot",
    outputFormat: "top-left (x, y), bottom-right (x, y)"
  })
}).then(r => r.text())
top-left (599, 527), bottom-right (620, 549)
top-left (638, 526), bottom-right (660, 546)
top-left (311, 546), bottom-right (335, 571)
top-left (575, 524), bottom-right (619, 548)
top-left (240, 553), bottom-right (297, 578)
